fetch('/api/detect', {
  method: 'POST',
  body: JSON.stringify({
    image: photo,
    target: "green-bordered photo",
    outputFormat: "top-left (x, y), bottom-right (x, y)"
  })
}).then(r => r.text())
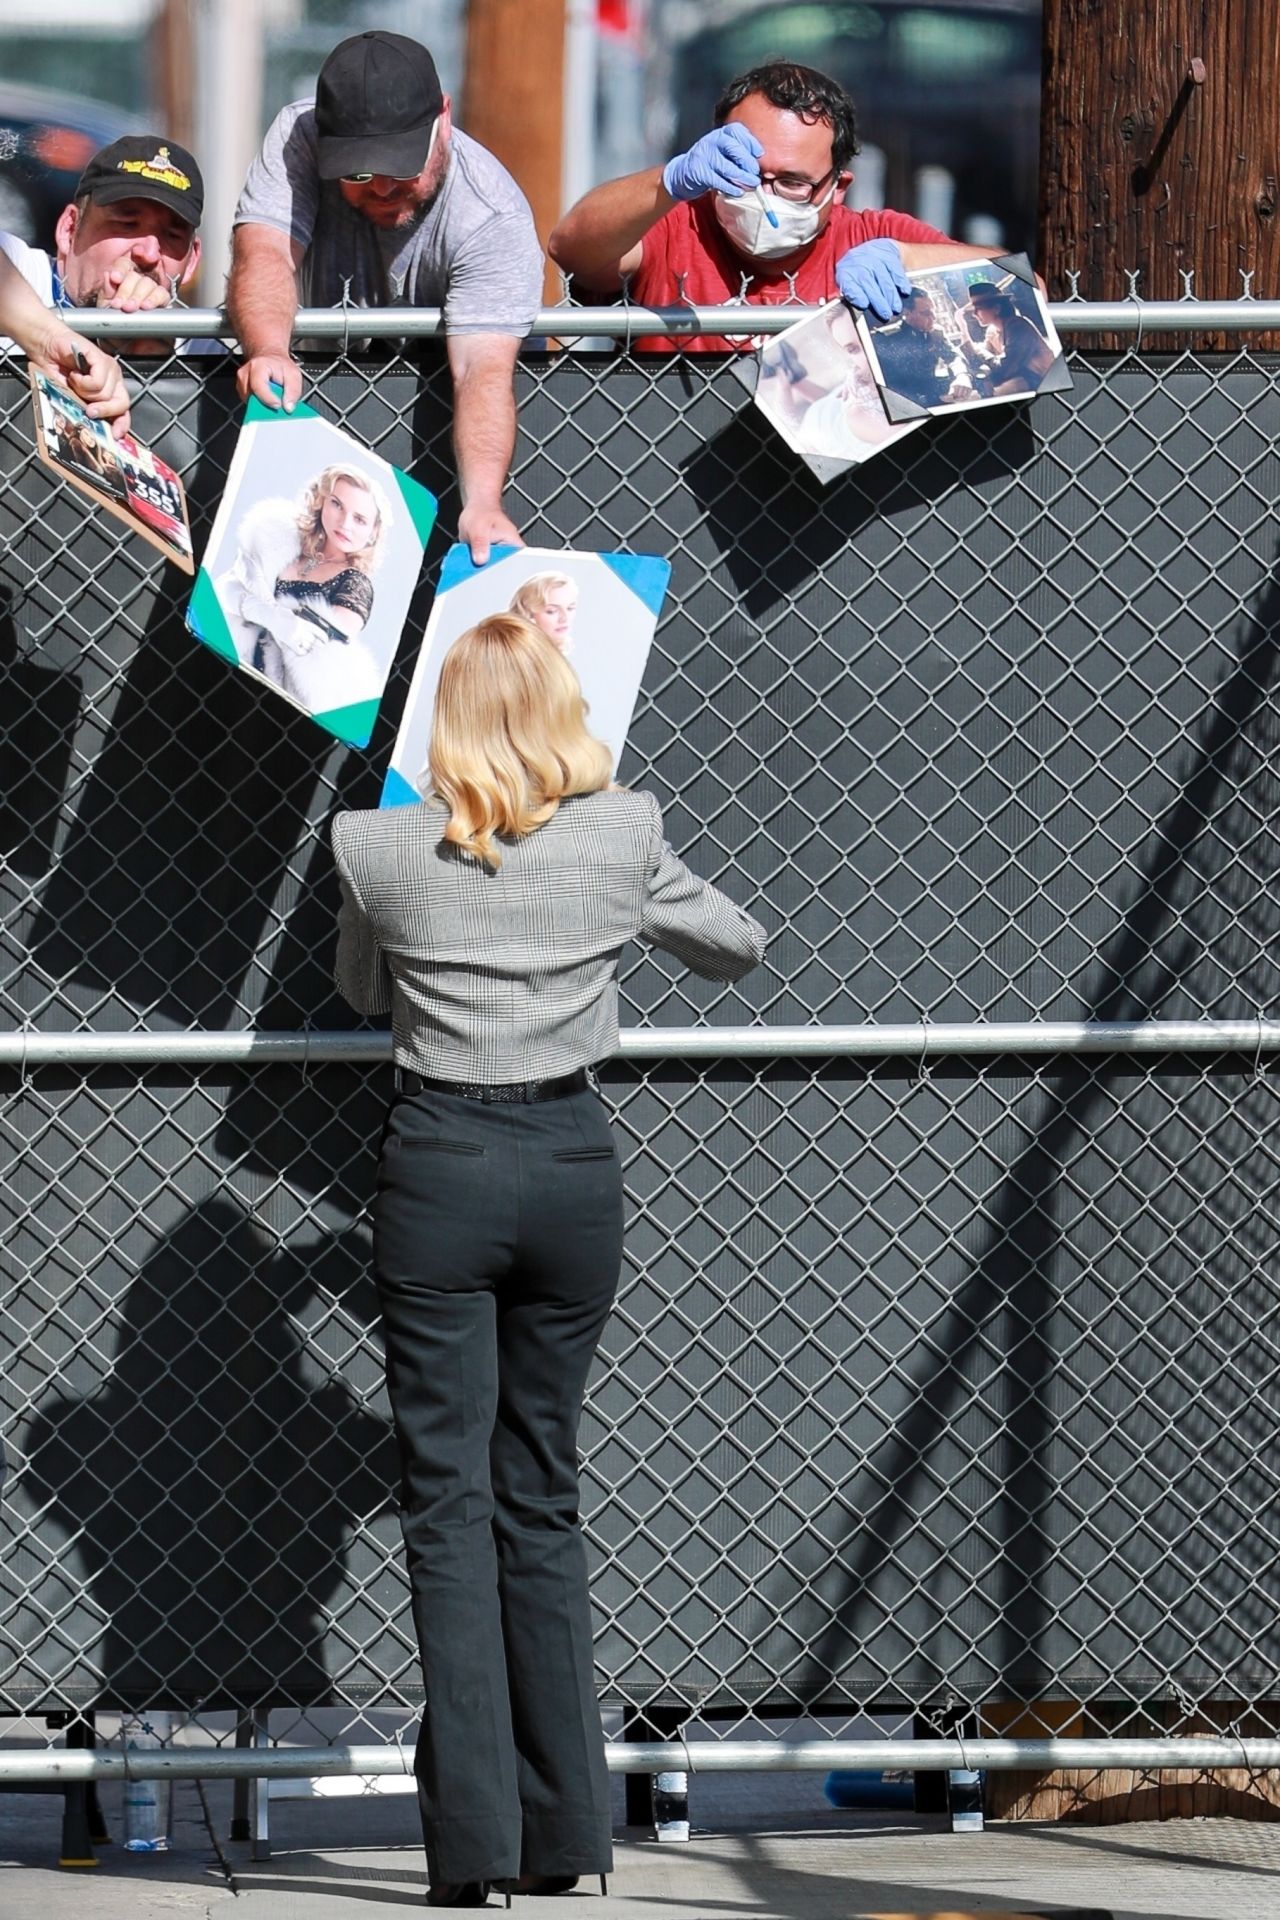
top-left (186, 398), bottom-right (436, 748)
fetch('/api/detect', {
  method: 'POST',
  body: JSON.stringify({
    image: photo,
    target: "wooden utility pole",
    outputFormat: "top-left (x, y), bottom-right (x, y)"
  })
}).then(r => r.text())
top-left (1038, 0), bottom-right (1280, 302)
top-left (151, 0), bottom-right (195, 151)
top-left (464, 0), bottom-right (568, 307)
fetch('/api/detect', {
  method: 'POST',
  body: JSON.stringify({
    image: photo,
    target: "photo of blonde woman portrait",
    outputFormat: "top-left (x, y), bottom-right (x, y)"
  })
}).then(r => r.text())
top-left (508, 571), bottom-right (579, 656)
top-left (187, 400), bottom-right (436, 747)
top-left (217, 462), bottom-right (392, 712)
top-left (382, 545), bottom-right (670, 810)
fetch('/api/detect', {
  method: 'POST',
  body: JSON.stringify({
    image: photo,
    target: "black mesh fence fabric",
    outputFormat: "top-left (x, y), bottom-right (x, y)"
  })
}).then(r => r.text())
top-left (2, 339), bottom-right (1279, 1733)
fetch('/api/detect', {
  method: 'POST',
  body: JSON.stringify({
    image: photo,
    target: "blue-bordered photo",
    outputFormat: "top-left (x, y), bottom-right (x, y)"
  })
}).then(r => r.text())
top-left (382, 545), bottom-right (671, 808)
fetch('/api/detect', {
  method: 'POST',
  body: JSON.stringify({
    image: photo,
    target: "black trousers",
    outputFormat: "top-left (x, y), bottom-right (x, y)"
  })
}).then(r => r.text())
top-left (373, 1081), bottom-right (622, 1885)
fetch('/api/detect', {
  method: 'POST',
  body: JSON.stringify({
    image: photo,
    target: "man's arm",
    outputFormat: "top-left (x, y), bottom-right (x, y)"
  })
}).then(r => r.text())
top-left (549, 125), bottom-right (763, 290)
top-left (447, 332), bottom-right (523, 566)
top-left (226, 222), bottom-right (305, 411)
top-left (549, 166), bottom-right (671, 291)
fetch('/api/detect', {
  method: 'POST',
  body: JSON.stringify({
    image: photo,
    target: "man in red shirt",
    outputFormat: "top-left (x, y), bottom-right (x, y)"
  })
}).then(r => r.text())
top-left (549, 60), bottom-right (986, 353)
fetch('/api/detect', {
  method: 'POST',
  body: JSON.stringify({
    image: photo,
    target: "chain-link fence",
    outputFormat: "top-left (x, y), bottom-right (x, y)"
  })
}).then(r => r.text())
top-left (3, 303), bottom-right (1280, 1790)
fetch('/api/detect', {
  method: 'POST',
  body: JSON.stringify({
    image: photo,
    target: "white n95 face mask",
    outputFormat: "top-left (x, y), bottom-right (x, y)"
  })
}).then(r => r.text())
top-left (712, 181), bottom-right (838, 260)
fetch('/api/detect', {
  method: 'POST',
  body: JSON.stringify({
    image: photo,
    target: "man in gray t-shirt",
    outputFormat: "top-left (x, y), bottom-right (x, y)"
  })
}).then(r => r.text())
top-left (226, 29), bottom-right (543, 563)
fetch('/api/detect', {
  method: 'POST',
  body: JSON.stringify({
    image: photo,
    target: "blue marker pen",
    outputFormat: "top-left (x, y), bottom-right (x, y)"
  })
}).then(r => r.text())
top-left (756, 186), bottom-right (779, 228)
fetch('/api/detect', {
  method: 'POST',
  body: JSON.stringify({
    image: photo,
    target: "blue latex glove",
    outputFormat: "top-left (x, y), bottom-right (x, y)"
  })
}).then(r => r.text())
top-left (835, 239), bottom-right (914, 321)
top-left (661, 123), bottom-right (763, 203)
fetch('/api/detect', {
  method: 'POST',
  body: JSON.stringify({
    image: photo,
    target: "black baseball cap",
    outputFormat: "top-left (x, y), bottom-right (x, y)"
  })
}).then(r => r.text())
top-left (75, 136), bottom-right (204, 227)
top-left (315, 30), bottom-right (445, 180)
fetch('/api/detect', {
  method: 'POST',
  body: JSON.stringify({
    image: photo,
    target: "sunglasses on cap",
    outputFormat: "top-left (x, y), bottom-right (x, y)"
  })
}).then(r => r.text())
top-left (341, 116), bottom-right (438, 186)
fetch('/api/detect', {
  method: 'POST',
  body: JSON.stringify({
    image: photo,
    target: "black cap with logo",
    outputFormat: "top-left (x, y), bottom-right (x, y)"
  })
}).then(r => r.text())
top-left (75, 136), bottom-right (204, 227)
top-left (315, 30), bottom-right (445, 180)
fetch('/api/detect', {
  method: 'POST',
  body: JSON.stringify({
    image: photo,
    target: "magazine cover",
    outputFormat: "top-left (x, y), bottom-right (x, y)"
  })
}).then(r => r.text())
top-left (186, 397), bottom-right (437, 748)
top-left (30, 367), bottom-right (195, 572)
top-left (747, 300), bottom-right (923, 484)
top-left (856, 252), bottom-right (1072, 424)
top-left (381, 544), bottom-right (671, 808)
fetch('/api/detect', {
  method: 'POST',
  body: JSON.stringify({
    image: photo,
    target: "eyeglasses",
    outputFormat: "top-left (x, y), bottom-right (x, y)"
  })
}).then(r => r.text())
top-left (758, 166), bottom-right (839, 205)
top-left (341, 116), bottom-right (439, 186)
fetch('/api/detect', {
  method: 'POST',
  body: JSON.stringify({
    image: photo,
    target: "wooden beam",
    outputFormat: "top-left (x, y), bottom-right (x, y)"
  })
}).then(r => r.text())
top-left (151, 0), bottom-right (195, 153)
top-left (1039, 0), bottom-right (1280, 311)
top-left (463, 0), bottom-right (566, 308)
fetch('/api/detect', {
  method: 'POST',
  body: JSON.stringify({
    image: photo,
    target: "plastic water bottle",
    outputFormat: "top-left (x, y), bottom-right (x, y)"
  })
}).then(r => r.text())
top-left (652, 1770), bottom-right (689, 1843)
top-left (122, 1711), bottom-right (171, 1852)
top-left (947, 1765), bottom-right (984, 1832)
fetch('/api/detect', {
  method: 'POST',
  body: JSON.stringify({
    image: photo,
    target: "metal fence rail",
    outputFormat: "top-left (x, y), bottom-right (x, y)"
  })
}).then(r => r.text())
top-left (6, 1019), bottom-right (1280, 1065)
top-left (3, 300), bottom-right (1280, 1784)
top-left (52, 298), bottom-right (1280, 337)
top-left (6, 1738), bottom-right (1280, 1786)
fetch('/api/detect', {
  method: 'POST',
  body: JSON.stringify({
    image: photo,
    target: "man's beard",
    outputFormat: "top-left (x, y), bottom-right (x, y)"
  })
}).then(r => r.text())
top-left (360, 155), bottom-right (448, 233)
top-left (371, 189), bottom-right (439, 234)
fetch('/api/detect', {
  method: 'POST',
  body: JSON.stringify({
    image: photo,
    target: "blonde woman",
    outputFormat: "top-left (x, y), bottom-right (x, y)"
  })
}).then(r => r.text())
top-left (219, 463), bottom-right (392, 714)
top-left (332, 615), bottom-right (764, 1906)
top-left (508, 570), bottom-right (578, 656)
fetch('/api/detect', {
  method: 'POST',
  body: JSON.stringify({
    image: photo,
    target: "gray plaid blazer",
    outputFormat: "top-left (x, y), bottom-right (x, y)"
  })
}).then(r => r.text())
top-left (332, 789), bottom-right (766, 1082)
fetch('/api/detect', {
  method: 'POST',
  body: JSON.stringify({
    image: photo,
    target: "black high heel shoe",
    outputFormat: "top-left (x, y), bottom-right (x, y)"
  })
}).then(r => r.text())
top-left (426, 1882), bottom-right (491, 1908)
top-left (493, 1874), bottom-right (599, 1896)
top-left (494, 1871), bottom-right (609, 1899)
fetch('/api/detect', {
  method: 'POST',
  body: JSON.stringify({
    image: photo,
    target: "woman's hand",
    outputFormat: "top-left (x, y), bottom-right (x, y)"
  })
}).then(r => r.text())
top-left (0, 251), bottom-right (132, 434)
top-left (54, 335), bottom-right (131, 432)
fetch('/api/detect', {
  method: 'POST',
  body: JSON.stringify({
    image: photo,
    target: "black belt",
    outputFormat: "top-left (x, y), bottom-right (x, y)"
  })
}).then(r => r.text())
top-left (397, 1067), bottom-right (590, 1104)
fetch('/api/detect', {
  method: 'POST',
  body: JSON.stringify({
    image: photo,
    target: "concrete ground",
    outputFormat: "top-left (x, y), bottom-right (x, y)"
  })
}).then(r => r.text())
top-left (3, 1765), bottom-right (1279, 1920)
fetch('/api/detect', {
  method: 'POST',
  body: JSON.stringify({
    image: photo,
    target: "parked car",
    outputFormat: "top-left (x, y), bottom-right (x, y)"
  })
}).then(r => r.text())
top-left (0, 82), bottom-right (141, 252)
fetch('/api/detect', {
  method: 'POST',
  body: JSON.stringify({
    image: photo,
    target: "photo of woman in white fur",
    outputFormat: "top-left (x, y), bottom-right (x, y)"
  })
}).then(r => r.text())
top-left (189, 412), bottom-right (434, 745)
top-left (217, 463), bottom-right (392, 715)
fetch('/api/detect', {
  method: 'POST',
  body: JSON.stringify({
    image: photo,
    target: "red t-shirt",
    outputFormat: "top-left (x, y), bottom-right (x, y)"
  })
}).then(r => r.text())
top-left (627, 199), bottom-right (951, 352)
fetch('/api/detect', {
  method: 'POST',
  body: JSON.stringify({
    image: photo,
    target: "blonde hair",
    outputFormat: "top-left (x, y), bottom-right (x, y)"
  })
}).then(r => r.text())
top-left (428, 614), bottom-right (612, 869)
top-left (508, 570), bottom-right (576, 623)
top-left (297, 463), bottom-right (391, 572)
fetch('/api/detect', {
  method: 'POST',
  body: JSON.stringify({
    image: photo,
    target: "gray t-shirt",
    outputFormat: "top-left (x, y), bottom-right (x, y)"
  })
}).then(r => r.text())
top-left (233, 102), bottom-right (543, 337)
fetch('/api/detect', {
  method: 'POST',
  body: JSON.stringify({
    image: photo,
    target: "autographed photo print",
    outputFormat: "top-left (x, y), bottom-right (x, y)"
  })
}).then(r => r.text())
top-left (755, 301), bottom-right (921, 481)
top-left (859, 253), bottom-right (1068, 424)
top-left (186, 402), bottom-right (435, 747)
top-left (381, 545), bottom-right (671, 808)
